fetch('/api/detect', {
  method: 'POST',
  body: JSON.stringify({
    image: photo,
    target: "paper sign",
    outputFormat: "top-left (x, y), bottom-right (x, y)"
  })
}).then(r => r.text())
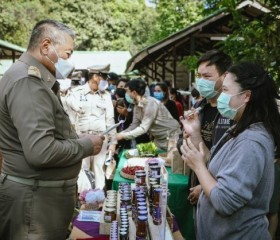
top-left (77, 210), bottom-right (101, 222)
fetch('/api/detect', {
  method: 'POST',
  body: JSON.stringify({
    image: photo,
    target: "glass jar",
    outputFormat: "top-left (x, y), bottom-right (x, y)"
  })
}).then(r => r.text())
top-left (104, 207), bottom-right (116, 223)
top-left (121, 195), bottom-right (132, 211)
top-left (148, 159), bottom-right (159, 176)
top-left (136, 215), bottom-right (148, 240)
top-left (152, 188), bottom-right (162, 225)
top-left (119, 230), bottom-right (128, 240)
top-left (135, 170), bottom-right (146, 186)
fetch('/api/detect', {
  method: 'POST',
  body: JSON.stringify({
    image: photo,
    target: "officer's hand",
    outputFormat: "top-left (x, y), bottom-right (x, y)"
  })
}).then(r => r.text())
top-left (116, 106), bottom-right (128, 116)
top-left (116, 133), bottom-right (124, 141)
top-left (108, 144), bottom-right (116, 156)
top-left (87, 135), bottom-right (105, 155)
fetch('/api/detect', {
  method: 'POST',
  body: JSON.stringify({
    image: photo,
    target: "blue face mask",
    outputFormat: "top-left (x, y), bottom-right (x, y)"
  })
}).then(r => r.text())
top-left (153, 92), bottom-right (165, 101)
top-left (107, 84), bottom-right (116, 92)
top-left (125, 93), bottom-right (134, 104)
top-left (217, 92), bottom-right (246, 120)
top-left (195, 78), bottom-right (218, 99)
top-left (191, 97), bottom-right (196, 105)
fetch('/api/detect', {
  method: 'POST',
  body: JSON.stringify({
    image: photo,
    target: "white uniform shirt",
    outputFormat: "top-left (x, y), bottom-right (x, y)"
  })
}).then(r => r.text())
top-left (65, 83), bottom-right (117, 143)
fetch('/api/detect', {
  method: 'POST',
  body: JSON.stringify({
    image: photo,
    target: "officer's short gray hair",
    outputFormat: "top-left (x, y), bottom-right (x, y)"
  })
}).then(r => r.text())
top-left (27, 19), bottom-right (75, 51)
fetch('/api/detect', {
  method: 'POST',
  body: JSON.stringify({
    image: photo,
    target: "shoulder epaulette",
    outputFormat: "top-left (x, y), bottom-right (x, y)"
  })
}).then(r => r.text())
top-left (28, 66), bottom-right (41, 79)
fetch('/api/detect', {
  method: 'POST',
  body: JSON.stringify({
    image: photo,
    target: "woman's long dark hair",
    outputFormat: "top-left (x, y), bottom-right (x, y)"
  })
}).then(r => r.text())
top-left (229, 62), bottom-right (280, 156)
top-left (170, 87), bottom-right (184, 106)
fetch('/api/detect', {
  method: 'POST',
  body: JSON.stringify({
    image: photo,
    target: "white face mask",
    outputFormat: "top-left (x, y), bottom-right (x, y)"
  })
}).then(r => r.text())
top-left (98, 79), bottom-right (108, 91)
top-left (51, 45), bottom-right (75, 79)
top-left (57, 78), bottom-right (71, 92)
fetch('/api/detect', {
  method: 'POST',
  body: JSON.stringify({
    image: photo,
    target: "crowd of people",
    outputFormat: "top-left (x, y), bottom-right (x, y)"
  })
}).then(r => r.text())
top-left (0, 18), bottom-right (280, 240)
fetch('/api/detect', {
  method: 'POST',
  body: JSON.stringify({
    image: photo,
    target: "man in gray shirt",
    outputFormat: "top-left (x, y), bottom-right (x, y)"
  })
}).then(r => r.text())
top-left (0, 19), bottom-right (104, 240)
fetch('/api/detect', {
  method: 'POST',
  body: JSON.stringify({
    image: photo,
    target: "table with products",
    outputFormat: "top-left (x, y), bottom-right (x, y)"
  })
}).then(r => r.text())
top-left (112, 150), bottom-right (195, 240)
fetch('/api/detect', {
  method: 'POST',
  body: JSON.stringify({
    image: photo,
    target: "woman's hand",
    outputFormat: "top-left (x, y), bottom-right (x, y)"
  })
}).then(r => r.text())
top-left (180, 109), bottom-right (201, 138)
top-left (188, 185), bottom-right (202, 205)
top-left (181, 138), bottom-right (207, 172)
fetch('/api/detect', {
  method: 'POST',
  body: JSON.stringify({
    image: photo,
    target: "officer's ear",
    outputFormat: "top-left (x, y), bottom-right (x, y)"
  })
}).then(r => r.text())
top-left (41, 38), bottom-right (52, 55)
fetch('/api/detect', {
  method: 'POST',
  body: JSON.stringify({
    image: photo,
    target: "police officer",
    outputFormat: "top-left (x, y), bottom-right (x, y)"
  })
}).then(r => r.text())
top-left (0, 19), bottom-right (104, 240)
top-left (66, 64), bottom-right (117, 191)
top-left (60, 70), bottom-right (83, 129)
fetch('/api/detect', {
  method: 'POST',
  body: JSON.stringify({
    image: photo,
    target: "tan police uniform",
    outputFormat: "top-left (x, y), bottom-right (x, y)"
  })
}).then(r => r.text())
top-left (0, 53), bottom-right (94, 240)
top-left (65, 64), bottom-right (117, 190)
top-left (120, 96), bottom-right (181, 150)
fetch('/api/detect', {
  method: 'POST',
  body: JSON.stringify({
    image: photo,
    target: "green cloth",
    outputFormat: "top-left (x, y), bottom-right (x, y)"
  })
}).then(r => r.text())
top-left (112, 150), bottom-right (195, 240)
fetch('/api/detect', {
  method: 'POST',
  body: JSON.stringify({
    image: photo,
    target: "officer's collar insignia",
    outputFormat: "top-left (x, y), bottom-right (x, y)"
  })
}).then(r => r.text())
top-left (138, 97), bottom-right (147, 108)
top-left (28, 66), bottom-right (41, 79)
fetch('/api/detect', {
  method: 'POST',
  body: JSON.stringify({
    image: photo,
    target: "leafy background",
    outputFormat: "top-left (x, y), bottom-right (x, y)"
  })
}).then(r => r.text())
top-left (0, 0), bottom-right (279, 84)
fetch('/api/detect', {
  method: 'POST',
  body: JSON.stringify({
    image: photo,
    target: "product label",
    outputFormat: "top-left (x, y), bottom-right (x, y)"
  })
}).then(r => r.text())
top-left (153, 206), bottom-right (162, 224)
top-left (104, 215), bottom-right (112, 222)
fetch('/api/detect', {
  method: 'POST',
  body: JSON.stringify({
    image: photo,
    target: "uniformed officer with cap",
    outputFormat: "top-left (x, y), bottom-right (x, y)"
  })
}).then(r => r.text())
top-left (66, 63), bottom-right (117, 191)
top-left (60, 70), bottom-right (84, 128)
top-left (0, 19), bottom-right (104, 240)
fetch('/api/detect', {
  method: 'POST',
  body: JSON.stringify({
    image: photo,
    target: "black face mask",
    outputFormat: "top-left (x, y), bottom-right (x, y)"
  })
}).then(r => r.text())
top-left (115, 88), bottom-right (126, 98)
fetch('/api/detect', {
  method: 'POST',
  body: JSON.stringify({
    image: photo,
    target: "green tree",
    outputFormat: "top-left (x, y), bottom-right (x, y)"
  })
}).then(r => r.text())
top-left (0, 0), bottom-right (157, 53)
top-left (0, 0), bottom-right (57, 48)
top-left (149, 0), bottom-right (205, 42)
top-left (204, 0), bottom-right (280, 84)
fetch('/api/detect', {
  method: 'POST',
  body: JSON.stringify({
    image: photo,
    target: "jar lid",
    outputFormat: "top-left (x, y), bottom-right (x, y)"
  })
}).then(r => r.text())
top-left (138, 210), bottom-right (148, 216)
top-left (154, 188), bottom-right (162, 193)
top-left (121, 196), bottom-right (131, 201)
top-left (150, 165), bottom-right (160, 169)
top-left (137, 202), bottom-right (147, 206)
top-left (137, 206), bottom-right (147, 211)
top-left (105, 203), bottom-right (116, 208)
top-left (104, 207), bottom-right (116, 212)
top-left (138, 215), bottom-right (148, 221)
top-left (137, 197), bottom-right (146, 202)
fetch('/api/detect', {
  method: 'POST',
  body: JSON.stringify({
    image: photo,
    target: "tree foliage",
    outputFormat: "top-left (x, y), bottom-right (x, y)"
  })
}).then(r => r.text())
top-left (0, 0), bottom-right (56, 47)
top-left (2, 0), bottom-right (278, 84)
top-left (149, 0), bottom-right (205, 42)
top-left (203, 0), bottom-right (280, 84)
top-left (0, 0), bottom-right (157, 53)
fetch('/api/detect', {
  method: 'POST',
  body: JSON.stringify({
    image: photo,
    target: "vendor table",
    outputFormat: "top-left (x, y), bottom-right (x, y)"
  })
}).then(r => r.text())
top-left (112, 150), bottom-right (195, 240)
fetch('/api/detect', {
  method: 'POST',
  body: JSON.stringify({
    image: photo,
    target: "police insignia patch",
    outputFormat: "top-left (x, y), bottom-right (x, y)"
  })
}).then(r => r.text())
top-left (28, 66), bottom-right (41, 79)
